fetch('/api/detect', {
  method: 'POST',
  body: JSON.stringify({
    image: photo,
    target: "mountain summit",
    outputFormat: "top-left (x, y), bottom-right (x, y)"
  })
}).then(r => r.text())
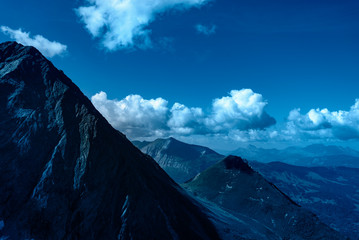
top-left (0, 42), bottom-right (220, 240)
top-left (183, 155), bottom-right (345, 240)
top-left (133, 138), bottom-right (224, 183)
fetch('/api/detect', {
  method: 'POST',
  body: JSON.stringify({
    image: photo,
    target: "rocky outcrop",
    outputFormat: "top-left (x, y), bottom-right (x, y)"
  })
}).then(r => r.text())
top-left (0, 42), bottom-right (220, 240)
top-left (184, 156), bottom-right (346, 240)
top-left (133, 138), bottom-right (224, 183)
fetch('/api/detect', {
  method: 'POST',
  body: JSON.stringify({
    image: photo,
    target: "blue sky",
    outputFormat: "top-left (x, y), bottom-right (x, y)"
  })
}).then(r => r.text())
top-left (1, 0), bottom-right (359, 151)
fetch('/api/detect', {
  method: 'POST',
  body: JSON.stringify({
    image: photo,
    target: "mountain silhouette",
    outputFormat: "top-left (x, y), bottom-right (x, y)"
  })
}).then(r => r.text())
top-left (0, 42), bottom-right (220, 240)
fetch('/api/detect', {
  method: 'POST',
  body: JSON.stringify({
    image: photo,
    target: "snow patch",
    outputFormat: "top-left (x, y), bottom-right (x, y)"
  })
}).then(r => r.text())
top-left (74, 122), bottom-right (91, 190)
top-left (118, 195), bottom-right (130, 240)
top-left (298, 197), bottom-right (337, 205)
top-left (192, 172), bottom-right (201, 181)
top-left (32, 135), bottom-right (66, 208)
top-left (226, 184), bottom-right (233, 190)
top-left (162, 139), bottom-right (171, 150)
top-left (248, 197), bottom-right (260, 202)
top-left (200, 150), bottom-right (206, 157)
top-left (0, 58), bottom-right (22, 77)
top-left (121, 195), bottom-right (129, 218)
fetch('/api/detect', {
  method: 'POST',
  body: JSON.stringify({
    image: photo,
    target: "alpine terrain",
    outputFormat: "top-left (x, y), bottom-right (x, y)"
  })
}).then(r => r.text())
top-left (133, 138), bottom-right (224, 183)
top-left (232, 144), bottom-right (359, 168)
top-left (251, 161), bottom-right (359, 240)
top-left (183, 155), bottom-right (347, 240)
top-left (0, 41), bottom-right (348, 240)
top-left (0, 41), bottom-right (221, 240)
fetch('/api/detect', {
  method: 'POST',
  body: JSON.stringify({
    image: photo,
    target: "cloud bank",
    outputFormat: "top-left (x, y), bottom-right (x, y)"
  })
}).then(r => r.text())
top-left (92, 88), bottom-right (359, 144)
top-left (285, 99), bottom-right (359, 140)
top-left (76, 0), bottom-right (209, 50)
top-left (1, 26), bottom-right (67, 58)
top-left (92, 92), bottom-right (169, 137)
top-left (91, 89), bottom-right (276, 139)
top-left (195, 24), bottom-right (216, 35)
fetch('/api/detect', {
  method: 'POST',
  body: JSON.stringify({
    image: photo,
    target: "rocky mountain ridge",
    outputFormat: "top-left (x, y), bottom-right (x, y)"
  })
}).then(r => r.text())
top-left (184, 156), bottom-right (346, 239)
top-left (0, 41), bottom-right (220, 240)
top-left (133, 137), bottom-right (224, 183)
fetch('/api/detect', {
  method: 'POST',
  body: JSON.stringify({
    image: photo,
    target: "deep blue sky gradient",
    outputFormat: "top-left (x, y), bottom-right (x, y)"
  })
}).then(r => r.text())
top-left (1, 0), bottom-right (359, 149)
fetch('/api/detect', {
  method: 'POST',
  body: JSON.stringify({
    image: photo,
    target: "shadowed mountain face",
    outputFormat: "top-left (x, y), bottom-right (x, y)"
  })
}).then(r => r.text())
top-left (133, 138), bottom-right (224, 183)
top-left (0, 42), bottom-right (220, 240)
top-left (251, 161), bottom-right (359, 240)
top-left (183, 156), bottom-right (346, 240)
top-left (232, 144), bottom-right (359, 168)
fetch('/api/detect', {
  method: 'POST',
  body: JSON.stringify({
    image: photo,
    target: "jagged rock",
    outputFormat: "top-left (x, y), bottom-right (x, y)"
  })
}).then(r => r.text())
top-left (0, 42), bottom-right (220, 240)
top-left (133, 138), bottom-right (224, 183)
top-left (183, 155), bottom-right (347, 240)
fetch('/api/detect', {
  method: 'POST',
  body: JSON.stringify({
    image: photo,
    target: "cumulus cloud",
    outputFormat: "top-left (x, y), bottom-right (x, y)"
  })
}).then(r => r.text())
top-left (77, 0), bottom-right (209, 50)
top-left (195, 24), bottom-right (216, 35)
top-left (1, 26), bottom-right (67, 58)
top-left (168, 103), bottom-right (204, 135)
top-left (91, 89), bottom-right (276, 140)
top-left (92, 91), bottom-right (169, 137)
top-left (284, 99), bottom-right (359, 140)
top-left (206, 89), bottom-right (276, 132)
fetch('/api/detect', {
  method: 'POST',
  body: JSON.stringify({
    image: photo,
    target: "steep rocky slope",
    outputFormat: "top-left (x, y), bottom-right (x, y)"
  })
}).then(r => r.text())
top-left (0, 42), bottom-right (220, 240)
top-left (133, 138), bottom-right (224, 183)
top-left (183, 156), bottom-right (346, 240)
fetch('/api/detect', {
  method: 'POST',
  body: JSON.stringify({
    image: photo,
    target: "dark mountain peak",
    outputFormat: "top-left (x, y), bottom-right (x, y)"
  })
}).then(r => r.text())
top-left (0, 41), bottom-right (75, 88)
top-left (0, 41), bottom-right (44, 66)
top-left (223, 155), bottom-right (254, 174)
top-left (0, 41), bottom-right (29, 55)
top-left (168, 136), bottom-right (176, 141)
top-left (152, 137), bottom-right (178, 145)
top-left (184, 156), bottom-right (345, 240)
top-left (0, 42), bottom-right (220, 240)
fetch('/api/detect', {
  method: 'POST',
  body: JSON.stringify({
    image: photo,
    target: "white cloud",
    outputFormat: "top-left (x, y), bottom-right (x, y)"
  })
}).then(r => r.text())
top-left (76, 0), bottom-right (209, 50)
top-left (91, 89), bottom-right (276, 140)
top-left (206, 89), bottom-right (275, 132)
top-left (92, 91), bottom-right (359, 144)
top-left (92, 91), bottom-right (169, 137)
top-left (195, 24), bottom-right (216, 35)
top-left (168, 103), bottom-right (204, 135)
top-left (1, 26), bottom-right (67, 58)
top-left (284, 99), bottom-right (359, 140)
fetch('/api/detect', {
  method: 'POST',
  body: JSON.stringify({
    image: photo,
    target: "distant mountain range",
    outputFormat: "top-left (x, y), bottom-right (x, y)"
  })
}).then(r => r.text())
top-left (251, 161), bottom-right (359, 240)
top-left (133, 137), bottom-right (224, 183)
top-left (138, 137), bottom-right (357, 239)
top-left (231, 144), bottom-right (359, 168)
